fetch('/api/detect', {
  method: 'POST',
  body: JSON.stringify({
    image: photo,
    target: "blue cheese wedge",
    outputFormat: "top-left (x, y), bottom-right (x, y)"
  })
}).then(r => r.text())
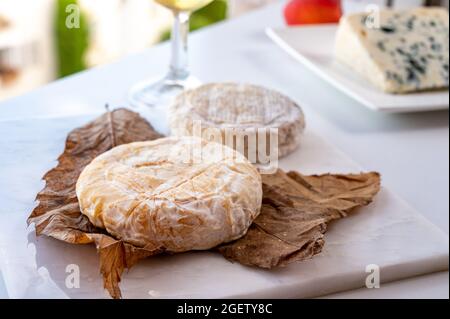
top-left (335, 8), bottom-right (449, 94)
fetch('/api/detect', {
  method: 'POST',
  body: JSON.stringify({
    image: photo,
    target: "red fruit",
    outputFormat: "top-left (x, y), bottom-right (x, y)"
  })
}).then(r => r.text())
top-left (284, 0), bottom-right (342, 25)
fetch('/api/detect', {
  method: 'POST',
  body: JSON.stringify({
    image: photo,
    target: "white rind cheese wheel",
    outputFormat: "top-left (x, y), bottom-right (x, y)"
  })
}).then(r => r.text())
top-left (169, 83), bottom-right (306, 159)
top-left (76, 136), bottom-right (262, 252)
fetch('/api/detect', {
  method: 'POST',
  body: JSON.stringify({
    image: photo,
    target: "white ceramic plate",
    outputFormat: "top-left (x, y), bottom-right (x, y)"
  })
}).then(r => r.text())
top-left (0, 115), bottom-right (448, 298)
top-left (266, 25), bottom-right (450, 113)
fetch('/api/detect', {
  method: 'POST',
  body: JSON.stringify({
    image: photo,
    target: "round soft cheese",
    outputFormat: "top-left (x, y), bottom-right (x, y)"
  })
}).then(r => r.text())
top-left (169, 83), bottom-right (306, 159)
top-left (76, 136), bottom-right (262, 252)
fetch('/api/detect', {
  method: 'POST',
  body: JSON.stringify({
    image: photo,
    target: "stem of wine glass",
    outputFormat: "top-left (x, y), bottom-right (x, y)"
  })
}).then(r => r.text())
top-left (169, 11), bottom-right (190, 81)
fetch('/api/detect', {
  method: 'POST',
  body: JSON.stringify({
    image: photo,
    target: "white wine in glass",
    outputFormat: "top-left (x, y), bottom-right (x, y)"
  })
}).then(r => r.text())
top-left (128, 0), bottom-right (214, 110)
top-left (155, 0), bottom-right (215, 11)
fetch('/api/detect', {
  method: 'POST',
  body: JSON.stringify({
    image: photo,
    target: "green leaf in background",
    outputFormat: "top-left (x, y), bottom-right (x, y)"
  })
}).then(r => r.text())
top-left (191, 0), bottom-right (228, 31)
top-left (160, 0), bottom-right (228, 41)
top-left (55, 0), bottom-right (89, 78)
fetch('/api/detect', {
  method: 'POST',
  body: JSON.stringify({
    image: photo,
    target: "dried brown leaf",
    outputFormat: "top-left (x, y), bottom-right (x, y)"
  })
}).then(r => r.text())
top-left (217, 170), bottom-right (381, 268)
top-left (27, 108), bottom-right (163, 299)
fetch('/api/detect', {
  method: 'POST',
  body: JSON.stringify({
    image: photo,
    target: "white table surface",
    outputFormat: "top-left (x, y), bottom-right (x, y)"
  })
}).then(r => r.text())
top-left (0, 1), bottom-right (448, 299)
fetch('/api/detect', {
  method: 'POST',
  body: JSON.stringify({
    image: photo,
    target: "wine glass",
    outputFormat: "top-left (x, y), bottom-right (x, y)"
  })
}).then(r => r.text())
top-left (129, 0), bottom-right (214, 110)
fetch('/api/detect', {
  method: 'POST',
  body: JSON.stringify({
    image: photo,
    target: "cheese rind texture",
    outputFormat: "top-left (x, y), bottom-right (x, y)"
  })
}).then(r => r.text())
top-left (76, 136), bottom-right (263, 252)
top-left (169, 83), bottom-right (306, 159)
top-left (335, 8), bottom-right (449, 93)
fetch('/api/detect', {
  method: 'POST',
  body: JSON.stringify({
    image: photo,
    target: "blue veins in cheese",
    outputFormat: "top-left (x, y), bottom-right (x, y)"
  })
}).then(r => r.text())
top-left (335, 8), bottom-right (449, 94)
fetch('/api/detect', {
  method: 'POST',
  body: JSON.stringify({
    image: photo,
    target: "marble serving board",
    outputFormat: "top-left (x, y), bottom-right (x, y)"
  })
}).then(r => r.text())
top-left (0, 114), bottom-right (448, 299)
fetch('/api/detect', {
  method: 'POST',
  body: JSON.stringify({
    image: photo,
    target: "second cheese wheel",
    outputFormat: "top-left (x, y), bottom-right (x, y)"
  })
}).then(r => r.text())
top-left (169, 83), bottom-right (305, 160)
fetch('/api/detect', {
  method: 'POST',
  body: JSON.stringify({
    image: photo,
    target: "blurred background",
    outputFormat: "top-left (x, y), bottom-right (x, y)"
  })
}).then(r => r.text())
top-left (0, 0), bottom-right (448, 102)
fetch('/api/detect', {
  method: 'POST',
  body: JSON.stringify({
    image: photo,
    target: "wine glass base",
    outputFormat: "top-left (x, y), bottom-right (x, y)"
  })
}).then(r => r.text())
top-left (128, 74), bottom-right (201, 135)
top-left (129, 74), bottom-right (201, 109)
